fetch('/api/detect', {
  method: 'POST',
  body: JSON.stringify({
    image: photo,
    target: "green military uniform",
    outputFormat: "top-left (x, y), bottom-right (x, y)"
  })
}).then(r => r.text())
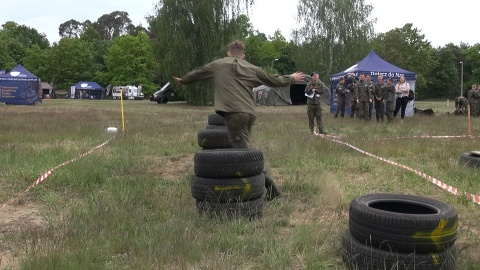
top-left (384, 82), bottom-right (396, 122)
top-left (468, 88), bottom-right (478, 118)
top-left (335, 80), bottom-right (348, 118)
top-left (475, 90), bottom-right (480, 117)
top-left (356, 80), bottom-right (372, 120)
top-left (374, 81), bottom-right (387, 121)
top-left (305, 79), bottom-right (329, 134)
top-left (367, 80), bottom-right (375, 120)
top-left (181, 56), bottom-right (295, 148)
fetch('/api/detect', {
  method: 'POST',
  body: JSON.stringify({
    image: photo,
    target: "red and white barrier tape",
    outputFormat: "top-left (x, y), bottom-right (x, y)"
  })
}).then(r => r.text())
top-left (0, 136), bottom-right (115, 209)
top-left (315, 133), bottom-right (480, 205)
top-left (366, 135), bottom-right (478, 141)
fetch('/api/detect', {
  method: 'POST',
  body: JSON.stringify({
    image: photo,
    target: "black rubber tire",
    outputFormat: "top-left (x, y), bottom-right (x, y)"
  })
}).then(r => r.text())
top-left (349, 193), bottom-right (458, 254)
top-left (459, 152), bottom-right (480, 168)
top-left (197, 129), bottom-right (232, 149)
top-left (194, 148), bottom-right (264, 178)
top-left (207, 113), bottom-right (225, 126)
top-left (191, 174), bottom-right (266, 202)
top-left (205, 124), bottom-right (227, 130)
top-left (195, 196), bottom-right (263, 220)
top-left (342, 230), bottom-right (456, 270)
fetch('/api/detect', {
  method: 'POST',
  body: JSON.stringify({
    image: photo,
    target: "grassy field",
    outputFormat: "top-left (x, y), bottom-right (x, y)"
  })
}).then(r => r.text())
top-left (0, 99), bottom-right (479, 269)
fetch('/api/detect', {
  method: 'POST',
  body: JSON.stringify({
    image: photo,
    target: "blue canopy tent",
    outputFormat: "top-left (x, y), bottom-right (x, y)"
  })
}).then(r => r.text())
top-left (73, 81), bottom-right (104, 99)
top-left (0, 64), bottom-right (42, 105)
top-left (330, 51), bottom-right (416, 116)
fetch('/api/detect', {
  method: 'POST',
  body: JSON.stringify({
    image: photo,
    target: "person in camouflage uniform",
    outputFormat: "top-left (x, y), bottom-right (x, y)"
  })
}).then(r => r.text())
top-left (356, 73), bottom-right (372, 120)
top-left (454, 95), bottom-right (468, 115)
top-left (305, 71), bottom-right (330, 134)
top-left (335, 76), bottom-right (348, 118)
top-left (365, 74), bottom-right (375, 121)
top-left (345, 73), bottom-right (357, 118)
top-left (384, 78), bottom-right (396, 122)
top-left (468, 84), bottom-right (478, 118)
top-left (374, 75), bottom-right (387, 122)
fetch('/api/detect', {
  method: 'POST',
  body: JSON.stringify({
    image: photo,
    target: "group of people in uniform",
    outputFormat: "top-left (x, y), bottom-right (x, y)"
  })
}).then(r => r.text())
top-left (453, 84), bottom-right (480, 116)
top-left (333, 73), bottom-right (404, 122)
top-left (303, 71), bottom-right (410, 135)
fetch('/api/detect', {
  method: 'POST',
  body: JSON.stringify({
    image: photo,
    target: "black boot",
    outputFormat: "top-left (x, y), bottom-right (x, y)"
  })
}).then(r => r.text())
top-left (263, 172), bottom-right (282, 201)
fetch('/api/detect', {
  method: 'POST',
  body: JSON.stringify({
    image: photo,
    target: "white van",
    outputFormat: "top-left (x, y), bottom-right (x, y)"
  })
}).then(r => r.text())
top-left (112, 85), bottom-right (144, 100)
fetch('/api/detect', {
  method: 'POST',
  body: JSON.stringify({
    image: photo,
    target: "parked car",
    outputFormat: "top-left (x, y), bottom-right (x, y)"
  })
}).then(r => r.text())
top-left (150, 82), bottom-right (184, 104)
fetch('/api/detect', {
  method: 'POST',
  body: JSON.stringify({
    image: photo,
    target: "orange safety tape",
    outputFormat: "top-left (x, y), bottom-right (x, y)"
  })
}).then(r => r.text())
top-left (315, 133), bottom-right (480, 205)
top-left (0, 136), bottom-right (115, 209)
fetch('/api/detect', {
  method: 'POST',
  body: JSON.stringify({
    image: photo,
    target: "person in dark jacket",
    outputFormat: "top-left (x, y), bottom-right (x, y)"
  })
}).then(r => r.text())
top-left (335, 76), bottom-right (348, 118)
top-left (374, 75), bottom-right (387, 122)
top-left (384, 78), bottom-right (396, 122)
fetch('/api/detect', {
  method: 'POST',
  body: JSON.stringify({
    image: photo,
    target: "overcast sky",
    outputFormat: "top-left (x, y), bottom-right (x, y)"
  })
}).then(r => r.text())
top-left (2, 0), bottom-right (478, 48)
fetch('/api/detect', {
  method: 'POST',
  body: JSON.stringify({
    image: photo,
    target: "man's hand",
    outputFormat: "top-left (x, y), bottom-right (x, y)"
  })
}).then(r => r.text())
top-left (172, 77), bottom-right (184, 86)
top-left (290, 72), bottom-right (305, 82)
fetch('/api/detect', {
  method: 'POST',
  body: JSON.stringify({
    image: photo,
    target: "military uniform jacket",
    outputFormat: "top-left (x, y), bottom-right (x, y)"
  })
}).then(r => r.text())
top-left (181, 56), bottom-right (295, 116)
top-left (356, 80), bottom-right (371, 102)
top-left (305, 80), bottom-right (329, 105)
top-left (374, 82), bottom-right (387, 101)
top-left (383, 84), bottom-right (396, 103)
top-left (335, 83), bottom-right (348, 102)
top-left (468, 89), bottom-right (479, 104)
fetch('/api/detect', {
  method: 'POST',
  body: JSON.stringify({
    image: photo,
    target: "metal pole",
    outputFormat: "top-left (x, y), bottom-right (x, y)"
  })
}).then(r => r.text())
top-left (460, 61), bottom-right (464, 97)
top-left (271, 58), bottom-right (278, 69)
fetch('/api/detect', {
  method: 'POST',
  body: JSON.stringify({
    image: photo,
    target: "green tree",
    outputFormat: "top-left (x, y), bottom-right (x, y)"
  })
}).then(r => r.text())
top-left (94, 11), bottom-right (134, 40)
top-left (58, 19), bottom-right (84, 38)
top-left (48, 38), bottom-right (97, 89)
top-left (150, 0), bottom-right (255, 105)
top-left (99, 32), bottom-right (158, 94)
top-left (0, 31), bottom-right (16, 69)
top-left (1, 21), bottom-right (50, 49)
top-left (23, 45), bottom-right (51, 82)
top-left (293, 0), bottom-right (375, 77)
top-left (462, 43), bottom-right (480, 93)
top-left (244, 31), bottom-right (268, 66)
top-left (372, 23), bottom-right (432, 97)
top-left (424, 47), bottom-right (458, 99)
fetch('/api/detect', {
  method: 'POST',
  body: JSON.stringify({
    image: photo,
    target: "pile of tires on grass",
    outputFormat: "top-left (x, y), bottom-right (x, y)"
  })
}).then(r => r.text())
top-left (459, 151), bottom-right (480, 168)
top-left (342, 193), bottom-right (457, 269)
top-left (191, 113), bottom-right (266, 219)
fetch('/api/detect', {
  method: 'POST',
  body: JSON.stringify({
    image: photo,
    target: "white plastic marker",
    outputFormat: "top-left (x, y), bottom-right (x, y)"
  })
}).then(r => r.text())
top-left (107, 127), bottom-right (118, 133)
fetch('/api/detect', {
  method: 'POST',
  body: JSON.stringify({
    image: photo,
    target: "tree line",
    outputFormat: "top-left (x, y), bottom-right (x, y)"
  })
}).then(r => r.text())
top-left (1, 0), bottom-right (479, 104)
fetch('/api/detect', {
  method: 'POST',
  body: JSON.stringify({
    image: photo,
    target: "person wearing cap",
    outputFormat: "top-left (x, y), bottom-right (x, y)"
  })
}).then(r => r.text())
top-left (305, 71), bottom-right (329, 134)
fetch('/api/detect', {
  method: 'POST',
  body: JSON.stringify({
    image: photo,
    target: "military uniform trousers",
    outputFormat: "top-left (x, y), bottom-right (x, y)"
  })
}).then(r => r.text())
top-left (224, 112), bottom-right (256, 149)
top-left (358, 100), bottom-right (370, 120)
top-left (385, 101), bottom-right (394, 122)
top-left (375, 100), bottom-right (385, 121)
top-left (307, 104), bottom-right (323, 133)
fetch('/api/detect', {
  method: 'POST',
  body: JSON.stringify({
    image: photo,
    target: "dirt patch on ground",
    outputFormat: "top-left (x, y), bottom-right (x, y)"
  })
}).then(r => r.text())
top-left (0, 201), bottom-right (45, 269)
top-left (145, 154), bottom-right (194, 182)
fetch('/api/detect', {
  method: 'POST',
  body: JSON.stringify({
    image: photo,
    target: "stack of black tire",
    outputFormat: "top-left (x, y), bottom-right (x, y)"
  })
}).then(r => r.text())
top-left (342, 193), bottom-right (457, 270)
top-left (459, 151), bottom-right (480, 168)
top-left (191, 113), bottom-right (266, 219)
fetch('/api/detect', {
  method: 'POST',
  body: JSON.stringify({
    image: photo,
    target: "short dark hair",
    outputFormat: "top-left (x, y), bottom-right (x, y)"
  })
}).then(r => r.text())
top-left (228, 40), bottom-right (245, 57)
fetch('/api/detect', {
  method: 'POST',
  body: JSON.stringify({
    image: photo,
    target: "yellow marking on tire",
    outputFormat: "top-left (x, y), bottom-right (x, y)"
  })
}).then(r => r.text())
top-left (412, 219), bottom-right (458, 251)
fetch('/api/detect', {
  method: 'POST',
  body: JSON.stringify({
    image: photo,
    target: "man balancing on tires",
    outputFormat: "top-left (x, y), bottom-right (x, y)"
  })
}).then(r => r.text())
top-left (173, 40), bottom-right (305, 200)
